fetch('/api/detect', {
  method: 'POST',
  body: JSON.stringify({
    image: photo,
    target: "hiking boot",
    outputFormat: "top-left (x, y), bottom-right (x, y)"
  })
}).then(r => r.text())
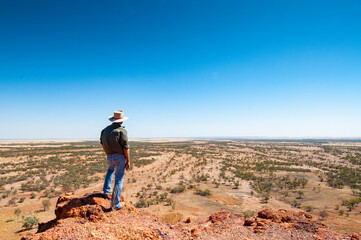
top-left (114, 202), bottom-right (125, 211)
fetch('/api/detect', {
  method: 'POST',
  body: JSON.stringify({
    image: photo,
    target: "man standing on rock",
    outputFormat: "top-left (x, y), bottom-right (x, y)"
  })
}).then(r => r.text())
top-left (100, 110), bottom-right (130, 210)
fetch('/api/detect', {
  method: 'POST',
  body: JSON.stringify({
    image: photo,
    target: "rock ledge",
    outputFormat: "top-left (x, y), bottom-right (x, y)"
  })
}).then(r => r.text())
top-left (22, 193), bottom-right (361, 240)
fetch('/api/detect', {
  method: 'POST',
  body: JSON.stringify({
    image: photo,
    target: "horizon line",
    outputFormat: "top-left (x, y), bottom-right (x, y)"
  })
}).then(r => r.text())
top-left (1, 136), bottom-right (361, 141)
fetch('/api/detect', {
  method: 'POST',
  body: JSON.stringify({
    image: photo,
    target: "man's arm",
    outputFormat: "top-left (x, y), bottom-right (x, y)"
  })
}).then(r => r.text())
top-left (124, 147), bottom-right (130, 170)
top-left (100, 130), bottom-right (107, 154)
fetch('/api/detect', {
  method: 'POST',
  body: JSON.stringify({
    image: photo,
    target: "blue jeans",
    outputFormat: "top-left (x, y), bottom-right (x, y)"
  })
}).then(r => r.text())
top-left (103, 154), bottom-right (126, 209)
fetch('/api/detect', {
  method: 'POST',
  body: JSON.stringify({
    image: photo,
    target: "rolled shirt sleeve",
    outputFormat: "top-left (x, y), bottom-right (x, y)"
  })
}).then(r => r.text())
top-left (119, 129), bottom-right (129, 148)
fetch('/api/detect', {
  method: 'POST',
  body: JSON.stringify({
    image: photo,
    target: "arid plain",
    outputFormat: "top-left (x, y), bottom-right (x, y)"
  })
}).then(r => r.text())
top-left (0, 139), bottom-right (360, 239)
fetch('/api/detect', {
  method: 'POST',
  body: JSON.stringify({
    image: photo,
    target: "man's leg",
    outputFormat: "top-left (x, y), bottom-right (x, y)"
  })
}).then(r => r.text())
top-left (103, 155), bottom-right (115, 195)
top-left (112, 155), bottom-right (126, 209)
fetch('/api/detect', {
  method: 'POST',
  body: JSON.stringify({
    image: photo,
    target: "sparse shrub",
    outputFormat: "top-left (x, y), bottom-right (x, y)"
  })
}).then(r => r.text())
top-left (166, 198), bottom-right (174, 206)
top-left (8, 197), bottom-right (17, 206)
top-left (42, 199), bottom-right (51, 211)
top-left (319, 210), bottom-right (328, 220)
top-left (260, 193), bottom-right (270, 203)
top-left (352, 190), bottom-right (361, 197)
top-left (296, 191), bottom-right (304, 199)
top-left (22, 216), bottom-right (39, 229)
top-left (305, 206), bottom-right (313, 212)
top-left (14, 208), bottom-right (21, 220)
top-left (342, 197), bottom-right (361, 212)
top-left (338, 209), bottom-right (345, 216)
top-left (195, 189), bottom-right (211, 196)
top-left (44, 189), bottom-right (51, 197)
top-left (135, 198), bottom-right (148, 208)
top-left (159, 192), bottom-right (168, 200)
top-left (170, 185), bottom-right (186, 193)
top-left (291, 200), bottom-right (301, 208)
top-left (300, 178), bottom-right (308, 188)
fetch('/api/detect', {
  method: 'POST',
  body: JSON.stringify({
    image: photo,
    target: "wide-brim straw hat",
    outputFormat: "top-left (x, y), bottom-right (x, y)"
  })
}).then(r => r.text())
top-left (109, 110), bottom-right (128, 123)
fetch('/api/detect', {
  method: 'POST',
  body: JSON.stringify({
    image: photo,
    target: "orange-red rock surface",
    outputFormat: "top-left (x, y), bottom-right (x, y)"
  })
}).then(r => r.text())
top-left (22, 193), bottom-right (361, 240)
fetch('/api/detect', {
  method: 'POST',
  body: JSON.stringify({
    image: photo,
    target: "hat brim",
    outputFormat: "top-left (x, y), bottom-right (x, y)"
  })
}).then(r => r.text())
top-left (108, 116), bottom-right (128, 123)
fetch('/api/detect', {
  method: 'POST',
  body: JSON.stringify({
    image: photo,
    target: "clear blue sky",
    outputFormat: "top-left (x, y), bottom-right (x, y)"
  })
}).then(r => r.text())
top-left (1, 0), bottom-right (361, 139)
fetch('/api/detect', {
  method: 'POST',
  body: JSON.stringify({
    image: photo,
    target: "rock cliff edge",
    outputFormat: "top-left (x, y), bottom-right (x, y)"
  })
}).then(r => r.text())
top-left (22, 193), bottom-right (361, 240)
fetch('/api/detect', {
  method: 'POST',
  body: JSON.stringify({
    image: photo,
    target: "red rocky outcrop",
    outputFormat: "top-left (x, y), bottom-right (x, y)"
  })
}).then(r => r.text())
top-left (22, 193), bottom-right (360, 240)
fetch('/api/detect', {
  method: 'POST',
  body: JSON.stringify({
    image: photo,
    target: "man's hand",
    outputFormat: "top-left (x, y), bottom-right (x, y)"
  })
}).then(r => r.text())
top-left (124, 147), bottom-right (130, 170)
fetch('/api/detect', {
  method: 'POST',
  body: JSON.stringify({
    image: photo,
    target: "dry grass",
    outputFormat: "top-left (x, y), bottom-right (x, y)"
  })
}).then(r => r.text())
top-left (161, 212), bottom-right (184, 224)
